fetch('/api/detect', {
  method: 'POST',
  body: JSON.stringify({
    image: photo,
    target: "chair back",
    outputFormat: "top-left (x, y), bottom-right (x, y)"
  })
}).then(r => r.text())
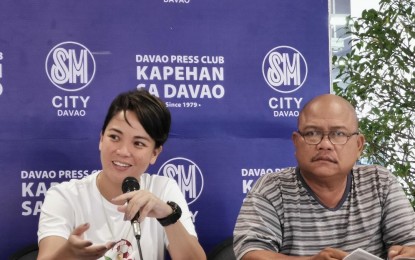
top-left (207, 237), bottom-right (236, 260)
top-left (9, 244), bottom-right (38, 260)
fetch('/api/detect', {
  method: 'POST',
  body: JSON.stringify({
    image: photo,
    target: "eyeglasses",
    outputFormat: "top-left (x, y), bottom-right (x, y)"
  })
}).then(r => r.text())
top-left (297, 130), bottom-right (359, 145)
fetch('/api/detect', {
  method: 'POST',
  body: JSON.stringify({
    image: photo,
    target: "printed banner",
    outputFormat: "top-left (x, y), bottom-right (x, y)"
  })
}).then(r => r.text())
top-left (0, 0), bottom-right (330, 256)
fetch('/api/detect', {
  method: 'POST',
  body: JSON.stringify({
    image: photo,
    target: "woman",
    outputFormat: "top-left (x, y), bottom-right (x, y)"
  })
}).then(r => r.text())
top-left (37, 89), bottom-right (206, 260)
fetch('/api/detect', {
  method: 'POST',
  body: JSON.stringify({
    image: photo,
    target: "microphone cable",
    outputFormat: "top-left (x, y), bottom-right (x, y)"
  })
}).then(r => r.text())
top-left (135, 226), bottom-right (144, 260)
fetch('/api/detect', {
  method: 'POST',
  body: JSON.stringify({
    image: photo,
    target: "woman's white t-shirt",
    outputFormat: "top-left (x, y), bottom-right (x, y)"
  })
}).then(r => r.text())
top-left (38, 171), bottom-right (197, 260)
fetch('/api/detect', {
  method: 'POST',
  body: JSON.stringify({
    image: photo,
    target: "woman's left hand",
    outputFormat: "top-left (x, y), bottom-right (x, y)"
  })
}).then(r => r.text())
top-left (112, 190), bottom-right (173, 221)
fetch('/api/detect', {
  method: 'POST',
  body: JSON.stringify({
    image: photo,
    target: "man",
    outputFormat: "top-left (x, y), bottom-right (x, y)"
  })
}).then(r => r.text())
top-left (233, 94), bottom-right (415, 260)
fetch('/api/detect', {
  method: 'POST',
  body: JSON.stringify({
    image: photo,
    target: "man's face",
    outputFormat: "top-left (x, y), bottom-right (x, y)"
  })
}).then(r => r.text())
top-left (292, 96), bottom-right (364, 180)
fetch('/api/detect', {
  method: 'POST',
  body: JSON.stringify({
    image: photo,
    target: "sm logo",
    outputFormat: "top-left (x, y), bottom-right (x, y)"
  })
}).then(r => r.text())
top-left (45, 41), bottom-right (96, 92)
top-left (157, 157), bottom-right (204, 205)
top-left (262, 46), bottom-right (308, 93)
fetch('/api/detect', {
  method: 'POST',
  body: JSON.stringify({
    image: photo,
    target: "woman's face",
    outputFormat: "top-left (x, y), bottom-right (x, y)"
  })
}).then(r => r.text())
top-left (99, 110), bottom-right (161, 185)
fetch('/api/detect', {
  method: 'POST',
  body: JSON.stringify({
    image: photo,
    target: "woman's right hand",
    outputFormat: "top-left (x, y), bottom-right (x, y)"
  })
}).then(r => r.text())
top-left (38, 223), bottom-right (116, 260)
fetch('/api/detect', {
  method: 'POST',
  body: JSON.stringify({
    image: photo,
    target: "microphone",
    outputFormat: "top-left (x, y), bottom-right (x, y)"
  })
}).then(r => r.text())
top-left (122, 176), bottom-right (141, 240)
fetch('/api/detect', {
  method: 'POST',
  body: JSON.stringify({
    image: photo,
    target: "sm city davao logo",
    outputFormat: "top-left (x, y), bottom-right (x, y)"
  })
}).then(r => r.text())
top-left (45, 41), bottom-right (96, 91)
top-left (262, 46), bottom-right (308, 93)
top-left (158, 157), bottom-right (204, 205)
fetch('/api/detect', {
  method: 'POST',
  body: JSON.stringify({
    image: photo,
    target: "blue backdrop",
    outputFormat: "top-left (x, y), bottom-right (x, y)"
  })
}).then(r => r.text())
top-left (0, 0), bottom-right (331, 257)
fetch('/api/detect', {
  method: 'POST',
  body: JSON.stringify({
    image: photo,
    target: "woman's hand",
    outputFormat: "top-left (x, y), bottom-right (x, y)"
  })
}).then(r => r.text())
top-left (112, 190), bottom-right (173, 221)
top-left (38, 223), bottom-right (116, 260)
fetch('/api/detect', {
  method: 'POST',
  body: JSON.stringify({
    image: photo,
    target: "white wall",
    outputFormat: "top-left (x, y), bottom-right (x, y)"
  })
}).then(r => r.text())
top-left (351, 0), bottom-right (379, 17)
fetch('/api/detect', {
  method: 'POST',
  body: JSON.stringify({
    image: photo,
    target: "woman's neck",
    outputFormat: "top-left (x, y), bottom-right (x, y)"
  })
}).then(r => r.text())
top-left (96, 171), bottom-right (124, 205)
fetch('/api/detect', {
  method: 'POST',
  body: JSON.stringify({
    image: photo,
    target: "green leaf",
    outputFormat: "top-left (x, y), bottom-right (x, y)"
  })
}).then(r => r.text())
top-left (333, 0), bottom-right (415, 207)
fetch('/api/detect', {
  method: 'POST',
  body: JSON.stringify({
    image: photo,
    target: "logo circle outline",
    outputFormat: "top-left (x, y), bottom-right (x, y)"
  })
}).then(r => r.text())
top-left (262, 45), bottom-right (308, 94)
top-left (45, 41), bottom-right (96, 92)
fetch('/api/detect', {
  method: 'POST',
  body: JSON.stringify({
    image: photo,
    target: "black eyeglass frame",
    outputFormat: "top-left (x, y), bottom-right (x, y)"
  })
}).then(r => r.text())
top-left (296, 130), bottom-right (360, 145)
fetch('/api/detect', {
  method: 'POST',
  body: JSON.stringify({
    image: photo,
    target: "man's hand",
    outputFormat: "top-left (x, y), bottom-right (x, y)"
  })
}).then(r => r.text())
top-left (388, 245), bottom-right (415, 260)
top-left (309, 247), bottom-right (348, 260)
top-left (242, 247), bottom-right (348, 260)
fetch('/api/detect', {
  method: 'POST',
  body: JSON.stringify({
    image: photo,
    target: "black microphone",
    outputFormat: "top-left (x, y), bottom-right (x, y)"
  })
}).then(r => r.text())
top-left (122, 176), bottom-right (141, 240)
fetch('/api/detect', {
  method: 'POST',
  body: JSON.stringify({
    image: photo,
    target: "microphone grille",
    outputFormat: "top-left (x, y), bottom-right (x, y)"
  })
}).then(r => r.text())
top-left (122, 176), bottom-right (140, 193)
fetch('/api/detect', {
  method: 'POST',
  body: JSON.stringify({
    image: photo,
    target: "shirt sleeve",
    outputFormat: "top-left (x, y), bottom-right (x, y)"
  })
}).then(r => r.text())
top-left (37, 183), bottom-right (75, 243)
top-left (233, 174), bottom-right (282, 260)
top-left (381, 171), bottom-right (415, 246)
top-left (168, 178), bottom-right (197, 236)
top-left (159, 177), bottom-right (198, 247)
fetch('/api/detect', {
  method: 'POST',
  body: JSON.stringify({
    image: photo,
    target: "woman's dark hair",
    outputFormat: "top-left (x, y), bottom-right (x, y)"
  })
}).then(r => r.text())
top-left (101, 88), bottom-right (171, 148)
